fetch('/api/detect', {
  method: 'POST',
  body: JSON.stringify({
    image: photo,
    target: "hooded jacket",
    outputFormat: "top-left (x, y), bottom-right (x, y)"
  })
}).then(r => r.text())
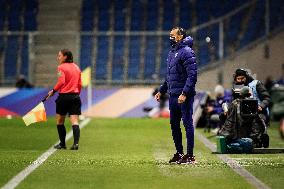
top-left (159, 36), bottom-right (197, 97)
top-left (234, 74), bottom-right (270, 112)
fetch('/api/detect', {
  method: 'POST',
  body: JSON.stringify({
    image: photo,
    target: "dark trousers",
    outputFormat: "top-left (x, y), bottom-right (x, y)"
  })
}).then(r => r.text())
top-left (169, 95), bottom-right (194, 155)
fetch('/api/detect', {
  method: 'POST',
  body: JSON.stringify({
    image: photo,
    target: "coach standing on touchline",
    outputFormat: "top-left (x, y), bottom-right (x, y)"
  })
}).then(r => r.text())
top-left (155, 27), bottom-right (197, 164)
top-left (47, 49), bottom-right (82, 150)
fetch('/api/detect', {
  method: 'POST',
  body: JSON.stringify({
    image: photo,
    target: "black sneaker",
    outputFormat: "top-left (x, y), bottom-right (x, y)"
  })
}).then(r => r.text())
top-left (54, 143), bottom-right (66, 149)
top-left (169, 153), bottom-right (183, 164)
top-left (70, 144), bottom-right (79, 150)
top-left (177, 154), bottom-right (196, 164)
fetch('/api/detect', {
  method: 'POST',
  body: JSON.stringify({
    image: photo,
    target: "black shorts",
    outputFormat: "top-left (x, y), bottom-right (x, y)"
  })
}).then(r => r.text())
top-left (55, 93), bottom-right (81, 115)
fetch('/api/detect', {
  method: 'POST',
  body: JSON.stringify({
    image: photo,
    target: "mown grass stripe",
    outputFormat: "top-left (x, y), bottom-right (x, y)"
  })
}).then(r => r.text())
top-left (196, 131), bottom-right (270, 189)
top-left (1, 118), bottom-right (91, 189)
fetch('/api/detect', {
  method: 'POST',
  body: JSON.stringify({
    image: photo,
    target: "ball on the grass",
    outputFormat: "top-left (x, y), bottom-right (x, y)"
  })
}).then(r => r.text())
top-left (6, 115), bottom-right (12, 119)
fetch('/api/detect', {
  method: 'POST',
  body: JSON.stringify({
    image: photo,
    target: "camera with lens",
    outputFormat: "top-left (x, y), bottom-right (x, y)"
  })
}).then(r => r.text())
top-left (231, 85), bottom-right (258, 118)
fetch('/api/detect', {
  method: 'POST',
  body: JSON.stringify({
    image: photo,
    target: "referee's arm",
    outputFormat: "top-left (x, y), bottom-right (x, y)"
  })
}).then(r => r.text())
top-left (53, 68), bottom-right (66, 91)
top-left (48, 68), bottom-right (65, 97)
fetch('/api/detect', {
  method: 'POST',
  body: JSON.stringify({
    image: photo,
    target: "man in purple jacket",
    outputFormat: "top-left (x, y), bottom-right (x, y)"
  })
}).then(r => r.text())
top-left (155, 27), bottom-right (197, 164)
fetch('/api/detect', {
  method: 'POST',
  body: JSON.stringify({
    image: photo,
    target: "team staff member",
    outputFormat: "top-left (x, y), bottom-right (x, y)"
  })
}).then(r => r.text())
top-left (155, 27), bottom-right (197, 164)
top-left (47, 49), bottom-right (82, 150)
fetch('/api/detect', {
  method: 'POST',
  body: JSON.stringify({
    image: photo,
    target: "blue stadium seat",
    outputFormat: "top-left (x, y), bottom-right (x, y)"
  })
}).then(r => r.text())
top-left (162, 0), bottom-right (174, 30)
top-left (0, 36), bottom-right (4, 61)
top-left (146, 0), bottom-right (158, 30)
top-left (82, 0), bottom-right (94, 11)
top-left (179, 1), bottom-right (192, 29)
top-left (224, 8), bottom-right (245, 55)
top-left (269, 0), bottom-right (284, 31)
top-left (8, 12), bottom-right (21, 31)
top-left (4, 36), bottom-right (19, 80)
top-left (197, 28), bottom-right (208, 41)
top-left (80, 36), bottom-right (93, 70)
top-left (114, 12), bottom-right (125, 31)
top-left (0, 12), bottom-right (5, 31)
top-left (209, 0), bottom-right (246, 18)
top-left (81, 11), bottom-right (95, 31)
top-left (95, 36), bottom-right (109, 80)
top-left (128, 36), bottom-right (140, 79)
top-left (144, 36), bottom-right (157, 79)
top-left (98, 9), bottom-right (109, 31)
top-left (208, 24), bottom-right (219, 60)
top-left (198, 44), bottom-right (210, 66)
top-left (24, 11), bottom-right (37, 31)
top-left (97, 0), bottom-right (110, 9)
top-left (8, 0), bottom-right (22, 31)
top-left (196, 1), bottom-right (209, 25)
top-left (130, 1), bottom-right (143, 30)
top-left (81, 0), bottom-right (95, 31)
top-left (114, 0), bottom-right (126, 31)
top-left (130, 7), bottom-right (143, 30)
top-left (25, 0), bottom-right (38, 10)
top-left (209, 0), bottom-right (222, 18)
top-left (112, 36), bottom-right (124, 80)
top-left (21, 35), bottom-right (29, 76)
top-left (159, 35), bottom-right (169, 78)
top-left (240, 0), bottom-right (265, 48)
top-left (146, 8), bottom-right (158, 30)
top-left (24, 0), bottom-right (38, 31)
top-left (0, 0), bottom-right (7, 31)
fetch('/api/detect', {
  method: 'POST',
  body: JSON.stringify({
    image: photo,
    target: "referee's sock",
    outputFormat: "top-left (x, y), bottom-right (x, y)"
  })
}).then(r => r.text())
top-left (72, 125), bottom-right (80, 145)
top-left (57, 125), bottom-right (66, 146)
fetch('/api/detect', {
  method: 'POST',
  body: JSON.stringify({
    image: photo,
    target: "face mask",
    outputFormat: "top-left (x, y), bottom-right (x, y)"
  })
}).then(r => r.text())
top-left (169, 36), bottom-right (177, 48)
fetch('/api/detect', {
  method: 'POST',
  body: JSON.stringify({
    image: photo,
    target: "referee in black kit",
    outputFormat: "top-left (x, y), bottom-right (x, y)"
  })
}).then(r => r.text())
top-left (47, 49), bottom-right (82, 150)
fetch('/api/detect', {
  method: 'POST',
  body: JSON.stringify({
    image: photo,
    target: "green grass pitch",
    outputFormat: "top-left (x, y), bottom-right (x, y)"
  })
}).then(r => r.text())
top-left (0, 117), bottom-right (283, 189)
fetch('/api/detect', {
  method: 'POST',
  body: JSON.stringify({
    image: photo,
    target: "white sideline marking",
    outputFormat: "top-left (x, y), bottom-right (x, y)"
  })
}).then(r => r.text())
top-left (196, 132), bottom-right (270, 189)
top-left (1, 118), bottom-right (91, 189)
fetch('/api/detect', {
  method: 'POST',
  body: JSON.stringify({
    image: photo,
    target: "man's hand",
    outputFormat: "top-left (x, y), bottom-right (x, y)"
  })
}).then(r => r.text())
top-left (155, 92), bottom-right (161, 102)
top-left (178, 94), bottom-right (186, 104)
top-left (258, 106), bottom-right (263, 112)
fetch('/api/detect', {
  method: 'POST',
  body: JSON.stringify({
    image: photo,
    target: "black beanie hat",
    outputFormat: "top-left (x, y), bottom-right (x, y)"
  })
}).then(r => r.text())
top-left (235, 68), bottom-right (248, 77)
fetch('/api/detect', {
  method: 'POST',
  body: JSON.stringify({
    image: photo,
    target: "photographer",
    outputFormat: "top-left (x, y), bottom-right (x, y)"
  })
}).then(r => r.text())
top-left (218, 86), bottom-right (268, 152)
top-left (233, 68), bottom-right (270, 124)
top-left (218, 68), bottom-right (271, 151)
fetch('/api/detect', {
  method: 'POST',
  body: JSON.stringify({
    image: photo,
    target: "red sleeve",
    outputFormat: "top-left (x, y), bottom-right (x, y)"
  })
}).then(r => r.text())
top-left (53, 67), bottom-right (65, 91)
